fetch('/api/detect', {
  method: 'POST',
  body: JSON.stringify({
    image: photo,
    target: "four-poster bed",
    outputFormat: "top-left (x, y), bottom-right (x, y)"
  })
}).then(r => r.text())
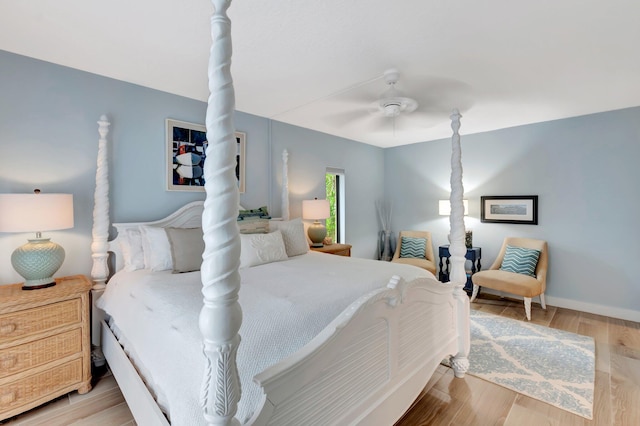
top-left (90, 1), bottom-right (470, 424)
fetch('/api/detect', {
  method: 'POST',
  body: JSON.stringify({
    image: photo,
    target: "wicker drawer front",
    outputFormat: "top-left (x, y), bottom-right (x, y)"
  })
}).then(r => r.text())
top-left (0, 358), bottom-right (83, 414)
top-left (0, 299), bottom-right (81, 342)
top-left (0, 329), bottom-right (82, 379)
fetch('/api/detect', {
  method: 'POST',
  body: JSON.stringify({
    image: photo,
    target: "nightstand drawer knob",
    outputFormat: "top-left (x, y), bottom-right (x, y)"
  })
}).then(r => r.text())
top-left (0, 323), bottom-right (17, 335)
top-left (1, 355), bottom-right (17, 369)
top-left (0, 391), bottom-right (15, 405)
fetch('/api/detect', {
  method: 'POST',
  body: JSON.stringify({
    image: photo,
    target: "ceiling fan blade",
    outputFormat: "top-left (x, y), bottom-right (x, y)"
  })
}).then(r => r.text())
top-left (323, 99), bottom-right (382, 127)
top-left (323, 109), bottom-right (371, 127)
top-left (399, 76), bottom-right (475, 114)
top-left (341, 112), bottom-right (393, 134)
top-left (368, 115), bottom-right (395, 134)
top-left (323, 76), bottom-right (383, 106)
top-left (392, 112), bottom-right (443, 130)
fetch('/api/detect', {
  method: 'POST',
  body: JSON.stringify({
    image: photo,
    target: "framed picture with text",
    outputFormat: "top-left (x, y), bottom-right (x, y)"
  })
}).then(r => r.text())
top-left (166, 118), bottom-right (245, 193)
top-left (480, 195), bottom-right (538, 225)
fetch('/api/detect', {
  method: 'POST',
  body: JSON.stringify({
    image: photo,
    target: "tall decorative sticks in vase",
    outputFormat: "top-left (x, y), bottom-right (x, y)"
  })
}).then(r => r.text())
top-left (376, 199), bottom-right (393, 261)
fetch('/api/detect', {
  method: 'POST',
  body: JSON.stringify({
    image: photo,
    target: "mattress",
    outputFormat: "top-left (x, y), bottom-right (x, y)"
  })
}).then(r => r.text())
top-left (97, 252), bottom-right (433, 425)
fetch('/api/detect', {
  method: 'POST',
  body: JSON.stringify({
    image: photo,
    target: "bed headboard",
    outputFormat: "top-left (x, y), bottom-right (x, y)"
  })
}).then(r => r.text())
top-left (90, 112), bottom-right (290, 288)
top-left (108, 201), bottom-right (244, 273)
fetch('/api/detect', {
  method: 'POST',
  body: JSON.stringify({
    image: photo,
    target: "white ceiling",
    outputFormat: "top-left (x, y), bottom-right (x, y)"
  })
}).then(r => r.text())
top-left (1, 0), bottom-right (639, 148)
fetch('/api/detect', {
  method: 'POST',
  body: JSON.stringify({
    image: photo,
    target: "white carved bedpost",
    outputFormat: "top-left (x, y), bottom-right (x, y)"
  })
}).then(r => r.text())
top-left (200, 0), bottom-right (242, 425)
top-left (90, 115), bottom-right (110, 366)
top-left (448, 109), bottom-right (471, 378)
top-left (282, 149), bottom-right (290, 221)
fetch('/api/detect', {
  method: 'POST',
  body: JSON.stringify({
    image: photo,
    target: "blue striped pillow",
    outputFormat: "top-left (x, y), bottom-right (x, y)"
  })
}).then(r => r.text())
top-left (500, 245), bottom-right (540, 277)
top-left (400, 236), bottom-right (426, 259)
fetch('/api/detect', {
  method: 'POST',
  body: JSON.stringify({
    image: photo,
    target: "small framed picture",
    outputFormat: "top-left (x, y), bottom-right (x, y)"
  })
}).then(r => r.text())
top-left (166, 119), bottom-right (245, 193)
top-left (480, 195), bottom-right (538, 225)
top-left (235, 131), bottom-right (246, 194)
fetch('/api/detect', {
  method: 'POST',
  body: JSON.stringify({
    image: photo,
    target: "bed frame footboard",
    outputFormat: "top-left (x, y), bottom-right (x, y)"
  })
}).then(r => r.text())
top-left (249, 275), bottom-right (469, 426)
top-left (101, 320), bottom-right (169, 425)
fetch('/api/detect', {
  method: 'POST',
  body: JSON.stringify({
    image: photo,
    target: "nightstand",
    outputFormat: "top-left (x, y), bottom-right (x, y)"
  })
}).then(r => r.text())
top-left (310, 243), bottom-right (352, 257)
top-left (0, 275), bottom-right (92, 421)
top-left (438, 245), bottom-right (481, 293)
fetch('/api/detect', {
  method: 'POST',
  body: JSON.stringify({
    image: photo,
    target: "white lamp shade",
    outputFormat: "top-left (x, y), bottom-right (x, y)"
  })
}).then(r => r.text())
top-left (302, 199), bottom-right (330, 220)
top-left (0, 193), bottom-right (74, 289)
top-left (0, 193), bottom-right (74, 233)
top-left (439, 199), bottom-right (468, 216)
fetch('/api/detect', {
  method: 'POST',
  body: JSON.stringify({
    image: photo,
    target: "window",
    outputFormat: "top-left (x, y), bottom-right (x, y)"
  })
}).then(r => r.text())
top-left (325, 168), bottom-right (345, 244)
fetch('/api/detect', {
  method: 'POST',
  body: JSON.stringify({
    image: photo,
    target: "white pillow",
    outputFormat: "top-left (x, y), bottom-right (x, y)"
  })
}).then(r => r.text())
top-left (269, 218), bottom-right (309, 257)
top-left (165, 227), bottom-right (205, 273)
top-left (240, 230), bottom-right (288, 268)
top-left (118, 227), bottom-right (145, 271)
top-left (237, 218), bottom-right (270, 234)
top-left (139, 225), bottom-right (173, 271)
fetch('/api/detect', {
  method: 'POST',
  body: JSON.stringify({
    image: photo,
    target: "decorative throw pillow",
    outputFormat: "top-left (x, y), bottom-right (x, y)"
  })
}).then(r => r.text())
top-left (165, 227), bottom-right (205, 273)
top-left (269, 218), bottom-right (309, 257)
top-left (139, 225), bottom-right (173, 271)
top-left (239, 230), bottom-right (288, 268)
top-left (119, 227), bottom-right (145, 271)
top-left (500, 245), bottom-right (541, 277)
top-left (238, 206), bottom-right (270, 219)
top-left (237, 217), bottom-right (270, 234)
top-left (400, 236), bottom-right (427, 259)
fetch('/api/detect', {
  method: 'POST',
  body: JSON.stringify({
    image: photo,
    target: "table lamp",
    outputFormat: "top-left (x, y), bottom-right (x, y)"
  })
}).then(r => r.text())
top-left (0, 190), bottom-right (74, 290)
top-left (438, 199), bottom-right (469, 216)
top-left (439, 199), bottom-right (472, 247)
top-left (302, 198), bottom-right (330, 247)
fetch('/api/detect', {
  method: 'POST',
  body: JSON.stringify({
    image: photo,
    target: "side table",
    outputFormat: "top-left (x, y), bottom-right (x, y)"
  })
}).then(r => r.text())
top-left (0, 275), bottom-right (92, 420)
top-left (438, 245), bottom-right (481, 293)
top-left (310, 243), bottom-right (352, 257)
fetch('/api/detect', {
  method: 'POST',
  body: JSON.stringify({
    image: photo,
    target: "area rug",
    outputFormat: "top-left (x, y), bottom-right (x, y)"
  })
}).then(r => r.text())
top-left (451, 310), bottom-right (595, 419)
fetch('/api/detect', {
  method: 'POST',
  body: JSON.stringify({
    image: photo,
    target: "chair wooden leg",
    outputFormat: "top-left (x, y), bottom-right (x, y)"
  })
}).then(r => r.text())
top-left (524, 297), bottom-right (532, 320)
top-left (540, 293), bottom-right (546, 310)
top-left (470, 284), bottom-right (479, 302)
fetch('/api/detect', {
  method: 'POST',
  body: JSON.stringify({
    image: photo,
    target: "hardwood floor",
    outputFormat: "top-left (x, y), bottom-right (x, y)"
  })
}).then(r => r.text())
top-left (0, 369), bottom-right (135, 426)
top-left (2, 295), bottom-right (638, 425)
top-left (395, 295), bottom-right (640, 426)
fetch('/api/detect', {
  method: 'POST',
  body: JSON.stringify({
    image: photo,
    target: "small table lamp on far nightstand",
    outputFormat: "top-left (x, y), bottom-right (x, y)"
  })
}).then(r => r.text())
top-left (439, 199), bottom-right (472, 247)
top-left (302, 198), bottom-right (330, 247)
top-left (0, 189), bottom-right (74, 290)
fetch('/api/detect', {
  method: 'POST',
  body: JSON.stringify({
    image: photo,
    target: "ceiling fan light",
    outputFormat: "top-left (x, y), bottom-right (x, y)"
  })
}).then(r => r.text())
top-left (379, 96), bottom-right (418, 117)
top-left (383, 103), bottom-right (401, 117)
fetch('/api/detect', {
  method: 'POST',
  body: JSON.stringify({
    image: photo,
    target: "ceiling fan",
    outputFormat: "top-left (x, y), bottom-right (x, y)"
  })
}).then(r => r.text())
top-left (377, 68), bottom-right (418, 118)
top-left (322, 68), bottom-right (474, 134)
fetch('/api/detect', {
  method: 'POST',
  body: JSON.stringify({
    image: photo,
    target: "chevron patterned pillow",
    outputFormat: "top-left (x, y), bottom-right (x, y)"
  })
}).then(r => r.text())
top-left (400, 236), bottom-right (427, 259)
top-left (499, 245), bottom-right (540, 277)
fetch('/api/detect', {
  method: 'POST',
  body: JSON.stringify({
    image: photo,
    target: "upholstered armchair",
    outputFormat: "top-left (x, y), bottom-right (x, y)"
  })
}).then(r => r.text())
top-left (471, 237), bottom-right (548, 321)
top-left (391, 230), bottom-right (436, 275)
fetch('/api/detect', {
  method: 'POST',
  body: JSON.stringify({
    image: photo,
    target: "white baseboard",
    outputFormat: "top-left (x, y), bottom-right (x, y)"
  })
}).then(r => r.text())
top-left (545, 295), bottom-right (640, 323)
top-left (480, 289), bottom-right (640, 323)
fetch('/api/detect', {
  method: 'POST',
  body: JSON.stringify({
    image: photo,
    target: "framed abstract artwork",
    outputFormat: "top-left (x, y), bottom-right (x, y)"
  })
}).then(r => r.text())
top-left (480, 195), bottom-right (538, 225)
top-left (166, 119), bottom-right (245, 193)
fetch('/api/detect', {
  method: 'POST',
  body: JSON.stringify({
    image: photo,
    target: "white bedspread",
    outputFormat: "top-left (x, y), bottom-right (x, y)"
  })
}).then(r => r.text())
top-left (97, 252), bottom-right (434, 425)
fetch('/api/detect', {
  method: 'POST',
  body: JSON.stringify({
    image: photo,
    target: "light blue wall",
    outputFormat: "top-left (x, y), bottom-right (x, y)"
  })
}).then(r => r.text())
top-left (270, 121), bottom-right (384, 255)
top-left (385, 107), bottom-right (640, 318)
top-left (0, 50), bottom-right (384, 285)
top-left (2, 49), bottom-right (638, 320)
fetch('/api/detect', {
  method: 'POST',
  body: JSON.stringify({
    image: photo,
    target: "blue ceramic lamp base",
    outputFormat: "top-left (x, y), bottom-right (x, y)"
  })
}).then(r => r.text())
top-left (12, 238), bottom-right (65, 290)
